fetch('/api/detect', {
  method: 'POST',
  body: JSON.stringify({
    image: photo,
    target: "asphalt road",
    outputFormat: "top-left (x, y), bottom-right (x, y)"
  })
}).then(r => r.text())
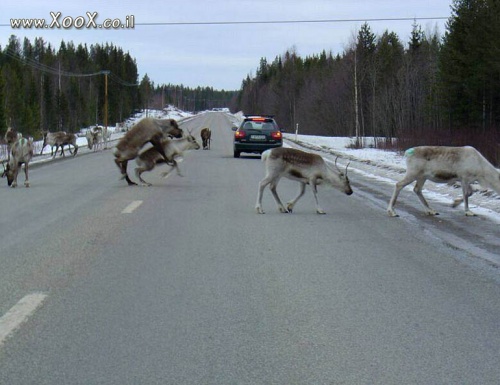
top-left (1, 112), bottom-right (500, 384)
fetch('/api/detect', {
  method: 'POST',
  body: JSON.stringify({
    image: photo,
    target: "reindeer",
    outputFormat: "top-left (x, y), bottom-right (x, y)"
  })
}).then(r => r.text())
top-left (86, 125), bottom-right (111, 151)
top-left (387, 146), bottom-right (500, 217)
top-left (256, 147), bottom-right (353, 214)
top-left (113, 117), bottom-right (183, 186)
top-left (85, 129), bottom-right (100, 151)
top-left (200, 127), bottom-right (211, 150)
top-left (4, 127), bottom-right (22, 161)
top-left (2, 136), bottom-right (34, 187)
top-left (134, 133), bottom-right (201, 186)
top-left (41, 131), bottom-right (79, 157)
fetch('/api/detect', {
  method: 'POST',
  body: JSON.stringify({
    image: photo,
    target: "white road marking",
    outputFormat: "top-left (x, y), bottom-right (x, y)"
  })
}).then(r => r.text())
top-left (122, 200), bottom-right (143, 214)
top-left (0, 292), bottom-right (48, 346)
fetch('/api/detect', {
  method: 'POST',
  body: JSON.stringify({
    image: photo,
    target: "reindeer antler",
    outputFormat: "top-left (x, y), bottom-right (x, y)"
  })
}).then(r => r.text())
top-left (334, 156), bottom-right (342, 173)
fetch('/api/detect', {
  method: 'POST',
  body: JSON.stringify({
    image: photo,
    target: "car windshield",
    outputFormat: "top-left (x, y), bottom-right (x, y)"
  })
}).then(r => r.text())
top-left (243, 120), bottom-right (277, 131)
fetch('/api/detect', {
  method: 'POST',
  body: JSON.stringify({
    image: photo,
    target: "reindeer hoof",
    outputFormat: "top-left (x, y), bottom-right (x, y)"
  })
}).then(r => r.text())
top-left (256, 207), bottom-right (265, 214)
top-left (425, 210), bottom-right (439, 216)
top-left (387, 210), bottom-right (399, 217)
top-left (465, 210), bottom-right (477, 217)
top-left (278, 207), bottom-right (289, 213)
top-left (316, 210), bottom-right (326, 215)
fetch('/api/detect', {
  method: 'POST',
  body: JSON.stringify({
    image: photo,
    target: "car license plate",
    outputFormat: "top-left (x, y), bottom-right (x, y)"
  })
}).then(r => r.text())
top-left (250, 135), bottom-right (266, 140)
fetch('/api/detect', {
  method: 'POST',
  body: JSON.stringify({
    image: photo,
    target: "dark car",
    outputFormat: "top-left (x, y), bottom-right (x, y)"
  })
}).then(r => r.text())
top-left (232, 115), bottom-right (282, 158)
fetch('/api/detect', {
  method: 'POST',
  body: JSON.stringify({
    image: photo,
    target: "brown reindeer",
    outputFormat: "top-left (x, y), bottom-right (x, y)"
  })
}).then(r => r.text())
top-left (113, 117), bottom-right (183, 186)
top-left (41, 131), bottom-right (79, 157)
top-left (200, 127), bottom-right (211, 150)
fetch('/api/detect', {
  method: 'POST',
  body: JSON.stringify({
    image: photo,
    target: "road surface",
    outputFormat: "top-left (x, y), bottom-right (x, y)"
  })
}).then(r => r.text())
top-left (1, 112), bottom-right (500, 384)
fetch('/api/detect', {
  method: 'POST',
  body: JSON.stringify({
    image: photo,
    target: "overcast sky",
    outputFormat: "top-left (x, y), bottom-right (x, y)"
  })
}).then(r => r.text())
top-left (1, 0), bottom-right (452, 91)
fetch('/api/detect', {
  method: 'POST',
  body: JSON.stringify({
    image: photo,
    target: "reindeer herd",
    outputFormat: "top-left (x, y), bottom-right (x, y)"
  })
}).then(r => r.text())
top-left (2, 119), bottom-right (500, 220)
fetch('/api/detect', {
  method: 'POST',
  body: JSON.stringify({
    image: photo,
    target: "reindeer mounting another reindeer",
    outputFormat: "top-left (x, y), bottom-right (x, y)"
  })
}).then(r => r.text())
top-left (256, 147), bottom-right (353, 214)
top-left (134, 132), bottom-right (201, 186)
top-left (2, 135), bottom-right (34, 187)
top-left (113, 117), bottom-right (183, 186)
top-left (387, 146), bottom-right (500, 217)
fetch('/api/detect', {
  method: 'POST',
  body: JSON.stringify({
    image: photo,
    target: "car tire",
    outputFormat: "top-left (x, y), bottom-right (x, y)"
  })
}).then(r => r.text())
top-left (233, 150), bottom-right (240, 158)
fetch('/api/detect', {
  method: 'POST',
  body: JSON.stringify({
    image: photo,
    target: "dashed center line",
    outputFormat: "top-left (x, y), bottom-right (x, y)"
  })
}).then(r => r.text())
top-left (122, 200), bottom-right (143, 214)
top-left (0, 293), bottom-right (48, 347)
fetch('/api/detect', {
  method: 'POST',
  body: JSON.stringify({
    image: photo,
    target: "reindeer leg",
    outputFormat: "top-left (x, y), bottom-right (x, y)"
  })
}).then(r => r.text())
top-left (269, 178), bottom-right (288, 213)
top-left (310, 180), bottom-right (326, 214)
top-left (413, 178), bottom-right (438, 215)
top-left (286, 182), bottom-right (306, 213)
top-left (462, 183), bottom-right (476, 216)
top-left (256, 175), bottom-right (272, 214)
top-left (123, 163), bottom-right (137, 186)
top-left (387, 174), bottom-right (417, 217)
top-left (115, 159), bottom-right (137, 186)
top-left (134, 161), bottom-right (155, 187)
top-left (171, 160), bottom-right (185, 177)
top-left (11, 164), bottom-right (19, 188)
top-left (24, 163), bottom-right (30, 187)
top-left (134, 167), bottom-right (152, 186)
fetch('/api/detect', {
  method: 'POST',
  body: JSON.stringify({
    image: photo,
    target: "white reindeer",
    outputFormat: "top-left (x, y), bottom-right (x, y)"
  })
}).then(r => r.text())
top-left (256, 147), bottom-right (353, 214)
top-left (4, 127), bottom-right (21, 161)
top-left (387, 146), bottom-right (500, 217)
top-left (86, 125), bottom-right (111, 151)
top-left (2, 136), bottom-right (34, 187)
top-left (134, 134), bottom-right (201, 186)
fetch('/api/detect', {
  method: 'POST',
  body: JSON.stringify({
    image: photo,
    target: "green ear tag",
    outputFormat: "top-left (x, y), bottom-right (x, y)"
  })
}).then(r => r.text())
top-left (405, 148), bottom-right (415, 157)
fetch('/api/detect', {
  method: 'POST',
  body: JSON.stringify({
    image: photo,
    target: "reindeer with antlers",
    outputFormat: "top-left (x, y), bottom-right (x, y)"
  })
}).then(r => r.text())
top-left (256, 147), bottom-right (353, 214)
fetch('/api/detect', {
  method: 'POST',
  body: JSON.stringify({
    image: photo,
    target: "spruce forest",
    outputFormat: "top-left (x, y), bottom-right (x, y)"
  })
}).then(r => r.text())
top-left (1, 0), bottom-right (499, 163)
top-left (0, 37), bottom-right (236, 139)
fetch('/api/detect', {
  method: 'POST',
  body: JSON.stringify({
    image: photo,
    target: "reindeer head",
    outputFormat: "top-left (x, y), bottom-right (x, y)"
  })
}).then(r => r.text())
top-left (1, 161), bottom-right (14, 186)
top-left (333, 157), bottom-right (353, 195)
top-left (186, 133), bottom-right (201, 151)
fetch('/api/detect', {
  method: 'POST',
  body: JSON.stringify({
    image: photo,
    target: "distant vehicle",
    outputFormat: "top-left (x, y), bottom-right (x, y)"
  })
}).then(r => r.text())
top-left (232, 115), bottom-right (282, 158)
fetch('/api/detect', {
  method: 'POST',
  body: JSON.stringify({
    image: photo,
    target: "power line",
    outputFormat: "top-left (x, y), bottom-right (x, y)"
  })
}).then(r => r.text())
top-left (135, 17), bottom-right (448, 26)
top-left (0, 16), bottom-right (448, 28)
top-left (2, 49), bottom-right (138, 85)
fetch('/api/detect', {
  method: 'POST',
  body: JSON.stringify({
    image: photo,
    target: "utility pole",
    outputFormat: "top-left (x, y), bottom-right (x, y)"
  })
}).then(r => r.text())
top-left (102, 70), bottom-right (110, 131)
top-left (354, 49), bottom-right (361, 147)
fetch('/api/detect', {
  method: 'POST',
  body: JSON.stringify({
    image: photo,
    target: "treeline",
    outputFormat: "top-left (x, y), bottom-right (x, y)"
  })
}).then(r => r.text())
top-left (0, 35), bottom-right (139, 138)
top-left (140, 77), bottom-right (238, 114)
top-left (231, 0), bottom-right (500, 164)
top-left (0, 35), bottom-right (238, 139)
